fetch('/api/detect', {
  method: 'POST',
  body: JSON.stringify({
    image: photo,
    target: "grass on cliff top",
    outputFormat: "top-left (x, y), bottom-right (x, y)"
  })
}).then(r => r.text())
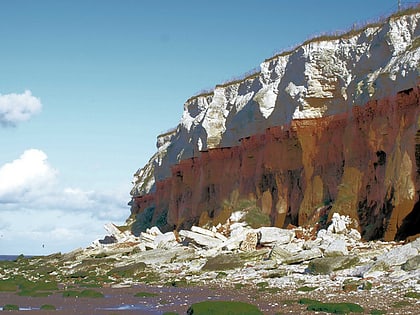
top-left (265, 4), bottom-right (420, 62)
top-left (187, 301), bottom-right (263, 315)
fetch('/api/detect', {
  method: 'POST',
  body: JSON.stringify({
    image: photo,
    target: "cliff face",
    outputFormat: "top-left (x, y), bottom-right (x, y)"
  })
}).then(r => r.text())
top-left (131, 8), bottom-right (420, 241)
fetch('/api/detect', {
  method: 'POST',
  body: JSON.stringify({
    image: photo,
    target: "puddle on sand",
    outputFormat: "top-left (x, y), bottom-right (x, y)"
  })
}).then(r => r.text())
top-left (97, 304), bottom-right (161, 314)
top-left (0, 307), bottom-right (39, 311)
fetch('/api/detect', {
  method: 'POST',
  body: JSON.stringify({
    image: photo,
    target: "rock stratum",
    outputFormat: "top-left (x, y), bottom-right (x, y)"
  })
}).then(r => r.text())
top-left (131, 7), bottom-right (420, 241)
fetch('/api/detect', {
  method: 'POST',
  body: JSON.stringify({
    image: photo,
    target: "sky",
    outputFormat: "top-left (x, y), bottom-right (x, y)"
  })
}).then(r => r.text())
top-left (0, 0), bottom-right (409, 255)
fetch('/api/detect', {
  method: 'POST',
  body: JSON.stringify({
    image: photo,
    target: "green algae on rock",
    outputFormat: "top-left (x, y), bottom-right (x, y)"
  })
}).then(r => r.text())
top-left (187, 301), bottom-right (263, 315)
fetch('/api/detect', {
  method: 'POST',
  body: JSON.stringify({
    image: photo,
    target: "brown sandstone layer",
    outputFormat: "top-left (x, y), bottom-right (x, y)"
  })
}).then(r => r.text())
top-left (133, 86), bottom-right (420, 241)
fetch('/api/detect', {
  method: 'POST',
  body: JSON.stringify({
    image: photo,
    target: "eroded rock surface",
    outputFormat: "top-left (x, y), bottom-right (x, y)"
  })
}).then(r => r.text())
top-left (130, 9), bottom-right (420, 241)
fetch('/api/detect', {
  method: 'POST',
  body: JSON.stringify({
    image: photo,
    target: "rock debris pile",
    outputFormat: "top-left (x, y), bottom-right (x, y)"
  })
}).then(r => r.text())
top-left (81, 212), bottom-right (420, 299)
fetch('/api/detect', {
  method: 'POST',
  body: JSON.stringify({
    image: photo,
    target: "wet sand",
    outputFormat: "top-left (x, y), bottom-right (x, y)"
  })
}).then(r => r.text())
top-left (1, 282), bottom-right (418, 314)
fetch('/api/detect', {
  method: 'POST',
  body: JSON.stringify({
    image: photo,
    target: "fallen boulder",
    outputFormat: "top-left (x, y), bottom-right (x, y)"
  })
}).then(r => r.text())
top-left (308, 256), bottom-right (360, 275)
top-left (324, 239), bottom-right (348, 257)
top-left (257, 227), bottom-right (295, 246)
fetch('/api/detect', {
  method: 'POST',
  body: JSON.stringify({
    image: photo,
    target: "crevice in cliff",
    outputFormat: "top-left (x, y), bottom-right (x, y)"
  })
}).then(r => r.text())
top-left (395, 200), bottom-right (420, 240)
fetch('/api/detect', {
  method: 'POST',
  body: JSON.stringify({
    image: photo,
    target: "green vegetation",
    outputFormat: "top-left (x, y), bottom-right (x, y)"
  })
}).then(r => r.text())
top-left (370, 310), bottom-right (386, 315)
top-left (0, 275), bottom-right (58, 297)
top-left (256, 281), bottom-right (269, 291)
top-left (299, 298), bottom-right (363, 314)
top-left (307, 302), bottom-right (364, 313)
top-left (62, 289), bottom-right (104, 298)
top-left (108, 262), bottom-right (147, 279)
top-left (234, 283), bottom-right (245, 289)
top-left (134, 291), bottom-right (159, 298)
top-left (297, 286), bottom-right (318, 292)
top-left (18, 279), bottom-right (58, 297)
top-left (40, 304), bottom-right (57, 310)
top-left (187, 301), bottom-right (263, 315)
top-left (3, 304), bottom-right (19, 311)
top-left (0, 279), bottom-right (18, 292)
top-left (392, 300), bottom-right (411, 308)
top-left (202, 250), bottom-right (268, 271)
top-left (163, 312), bottom-right (179, 315)
top-left (408, 37), bottom-right (420, 51)
top-left (404, 291), bottom-right (420, 299)
top-left (243, 207), bottom-right (270, 229)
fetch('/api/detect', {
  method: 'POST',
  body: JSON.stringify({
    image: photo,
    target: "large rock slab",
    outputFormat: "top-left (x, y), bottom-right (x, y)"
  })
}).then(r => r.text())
top-left (131, 247), bottom-right (196, 265)
top-left (308, 256), bottom-right (360, 275)
top-left (179, 230), bottom-right (223, 248)
top-left (270, 245), bottom-right (322, 264)
top-left (324, 239), bottom-right (348, 257)
top-left (257, 227), bottom-right (295, 246)
top-left (202, 249), bottom-right (270, 271)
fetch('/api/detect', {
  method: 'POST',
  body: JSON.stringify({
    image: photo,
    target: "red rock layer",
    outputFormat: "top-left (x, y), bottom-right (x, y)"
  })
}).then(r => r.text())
top-left (133, 86), bottom-right (420, 241)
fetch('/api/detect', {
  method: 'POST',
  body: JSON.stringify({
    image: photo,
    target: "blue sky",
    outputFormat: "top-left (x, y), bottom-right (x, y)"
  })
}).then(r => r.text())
top-left (0, 0), bottom-right (405, 255)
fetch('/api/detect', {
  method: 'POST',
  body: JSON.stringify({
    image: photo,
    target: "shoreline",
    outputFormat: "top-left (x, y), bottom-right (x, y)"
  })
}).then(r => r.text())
top-left (1, 281), bottom-right (419, 314)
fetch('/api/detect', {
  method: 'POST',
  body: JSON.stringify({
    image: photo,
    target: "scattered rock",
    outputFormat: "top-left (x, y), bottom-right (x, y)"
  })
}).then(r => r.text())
top-left (308, 256), bottom-right (360, 275)
top-left (240, 231), bottom-right (258, 252)
top-left (327, 213), bottom-right (351, 234)
top-left (401, 255), bottom-right (420, 271)
top-left (324, 239), bottom-right (348, 257)
top-left (283, 248), bottom-right (323, 265)
top-left (375, 242), bottom-right (418, 266)
top-left (179, 230), bottom-right (223, 249)
top-left (257, 227), bottom-right (295, 246)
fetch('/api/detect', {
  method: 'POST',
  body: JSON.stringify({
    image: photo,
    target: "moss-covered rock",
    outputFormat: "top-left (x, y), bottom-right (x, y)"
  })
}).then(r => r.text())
top-left (3, 304), bottom-right (19, 311)
top-left (40, 304), bottom-right (56, 310)
top-left (108, 262), bottom-right (147, 278)
top-left (307, 302), bottom-right (364, 313)
top-left (308, 256), bottom-right (359, 275)
top-left (202, 249), bottom-right (269, 271)
top-left (187, 301), bottom-right (263, 315)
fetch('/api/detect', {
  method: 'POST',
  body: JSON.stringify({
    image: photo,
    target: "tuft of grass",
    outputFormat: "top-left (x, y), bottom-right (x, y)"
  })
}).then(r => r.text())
top-left (40, 304), bottom-right (56, 310)
top-left (242, 207), bottom-right (270, 229)
top-left (234, 283), bottom-right (245, 289)
top-left (3, 304), bottom-right (19, 310)
top-left (256, 281), bottom-right (269, 291)
top-left (370, 310), bottom-right (386, 315)
top-left (298, 298), bottom-right (321, 305)
top-left (392, 300), bottom-right (411, 308)
top-left (134, 291), bottom-right (159, 298)
top-left (404, 291), bottom-right (420, 299)
top-left (187, 301), bottom-right (263, 315)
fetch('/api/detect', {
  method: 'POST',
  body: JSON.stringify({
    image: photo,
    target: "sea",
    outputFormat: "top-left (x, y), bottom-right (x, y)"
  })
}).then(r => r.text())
top-left (0, 255), bottom-right (29, 261)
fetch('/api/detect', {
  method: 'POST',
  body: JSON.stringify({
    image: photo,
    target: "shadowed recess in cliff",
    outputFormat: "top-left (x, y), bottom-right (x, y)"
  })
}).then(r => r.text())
top-left (395, 200), bottom-right (420, 240)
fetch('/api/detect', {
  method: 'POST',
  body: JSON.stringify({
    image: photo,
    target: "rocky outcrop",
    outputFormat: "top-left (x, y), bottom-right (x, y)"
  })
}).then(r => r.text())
top-left (130, 8), bottom-right (420, 241)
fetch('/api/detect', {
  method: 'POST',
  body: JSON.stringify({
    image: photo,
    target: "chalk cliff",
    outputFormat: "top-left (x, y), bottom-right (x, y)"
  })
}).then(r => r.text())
top-left (130, 7), bottom-right (420, 241)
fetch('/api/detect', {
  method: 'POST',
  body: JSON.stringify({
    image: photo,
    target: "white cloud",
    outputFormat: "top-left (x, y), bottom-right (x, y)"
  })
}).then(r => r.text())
top-left (0, 149), bottom-right (57, 202)
top-left (0, 149), bottom-right (130, 254)
top-left (0, 90), bottom-right (42, 126)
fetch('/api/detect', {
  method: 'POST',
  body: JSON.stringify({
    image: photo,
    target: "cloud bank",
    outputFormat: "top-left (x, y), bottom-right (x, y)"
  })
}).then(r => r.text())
top-left (0, 149), bottom-right (129, 254)
top-left (0, 149), bottom-right (57, 202)
top-left (0, 90), bottom-right (42, 126)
